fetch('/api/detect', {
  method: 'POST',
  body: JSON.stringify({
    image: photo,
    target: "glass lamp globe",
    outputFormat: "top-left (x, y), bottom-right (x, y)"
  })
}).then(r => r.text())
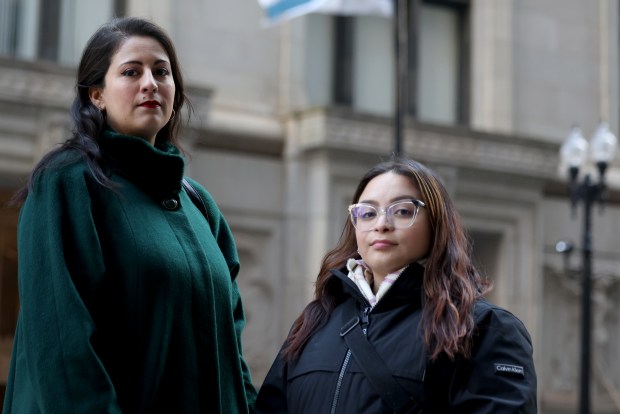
top-left (560, 126), bottom-right (589, 173)
top-left (590, 122), bottom-right (618, 165)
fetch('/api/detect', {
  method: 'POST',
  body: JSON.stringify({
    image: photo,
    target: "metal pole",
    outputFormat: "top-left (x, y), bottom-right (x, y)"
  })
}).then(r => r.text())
top-left (579, 174), bottom-right (595, 414)
top-left (393, 0), bottom-right (408, 156)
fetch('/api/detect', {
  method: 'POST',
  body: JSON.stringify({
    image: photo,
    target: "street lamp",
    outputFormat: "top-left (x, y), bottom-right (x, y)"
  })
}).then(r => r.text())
top-left (558, 122), bottom-right (617, 414)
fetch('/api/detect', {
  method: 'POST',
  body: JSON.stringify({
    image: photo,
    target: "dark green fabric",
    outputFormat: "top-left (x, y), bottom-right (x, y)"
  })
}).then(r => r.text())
top-left (3, 131), bottom-right (257, 413)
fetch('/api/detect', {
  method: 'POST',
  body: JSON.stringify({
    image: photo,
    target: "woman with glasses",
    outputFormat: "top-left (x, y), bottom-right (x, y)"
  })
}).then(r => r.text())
top-left (254, 157), bottom-right (537, 413)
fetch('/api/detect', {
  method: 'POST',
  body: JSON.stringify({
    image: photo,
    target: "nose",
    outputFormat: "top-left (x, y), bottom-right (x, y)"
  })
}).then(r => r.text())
top-left (373, 210), bottom-right (393, 231)
top-left (142, 72), bottom-right (158, 93)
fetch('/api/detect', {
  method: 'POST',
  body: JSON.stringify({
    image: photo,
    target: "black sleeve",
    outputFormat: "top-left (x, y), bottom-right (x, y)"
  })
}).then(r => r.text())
top-left (447, 306), bottom-right (538, 413)
top-left (253, 349), bottom-right (290, 414)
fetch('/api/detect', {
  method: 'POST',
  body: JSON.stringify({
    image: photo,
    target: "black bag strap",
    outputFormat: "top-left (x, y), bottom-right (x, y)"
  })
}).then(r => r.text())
top-left (340, 300), bottom-right (423, 414)
top-left (181, 178), bottom-right (209, 224)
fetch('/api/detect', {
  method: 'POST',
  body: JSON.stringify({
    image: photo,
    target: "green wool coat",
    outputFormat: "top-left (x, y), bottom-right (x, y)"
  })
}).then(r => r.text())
top-left (3, 131), bottom-right (257, 413)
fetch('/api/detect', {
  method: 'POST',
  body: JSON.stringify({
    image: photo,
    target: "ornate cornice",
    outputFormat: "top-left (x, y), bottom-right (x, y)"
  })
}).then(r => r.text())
top-left (296, 107), bottom-right (561, 180)
top-left (0, 57), bottom-right (75, 109)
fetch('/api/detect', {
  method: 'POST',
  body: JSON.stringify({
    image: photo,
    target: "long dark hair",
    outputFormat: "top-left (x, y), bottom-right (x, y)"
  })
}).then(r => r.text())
top-left (11, 16), bottom-right (190, 205)
top-left (281, 157), bottom-right (492, 361)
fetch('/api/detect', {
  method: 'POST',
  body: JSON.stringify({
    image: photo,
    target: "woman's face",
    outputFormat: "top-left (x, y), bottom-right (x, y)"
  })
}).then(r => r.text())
top-left (89, 36), bottom-right (175, 144)
top-left (355, 171), bottom-right (431, 279)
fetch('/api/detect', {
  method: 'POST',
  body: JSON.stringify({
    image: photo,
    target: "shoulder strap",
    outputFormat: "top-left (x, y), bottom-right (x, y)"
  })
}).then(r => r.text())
top-left (181, 178), bottom-right (209, 224)
top-left (340, 300), bottom-right (423, 414)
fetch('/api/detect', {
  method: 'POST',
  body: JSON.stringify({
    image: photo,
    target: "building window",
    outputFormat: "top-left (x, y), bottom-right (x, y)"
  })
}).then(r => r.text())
top-left (332, 0), bottom-right (470, 125)
top-left (0, 0), bottom-right (124, 65)
top-left (333, 16), bottom-right (354, 106)
top-left (414, 0), bottom-right (470, 124)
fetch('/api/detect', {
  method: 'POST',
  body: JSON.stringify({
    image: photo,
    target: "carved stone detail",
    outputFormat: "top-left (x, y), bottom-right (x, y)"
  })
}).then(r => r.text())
top-left (0, 62), bottom-right (74, 107)
top-left (296, 108), bottom-right (560, 180)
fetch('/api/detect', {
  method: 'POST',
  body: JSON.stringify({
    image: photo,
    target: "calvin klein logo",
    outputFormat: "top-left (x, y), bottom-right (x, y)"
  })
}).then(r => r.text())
top-left (494, 363), bottom-right (525, 378)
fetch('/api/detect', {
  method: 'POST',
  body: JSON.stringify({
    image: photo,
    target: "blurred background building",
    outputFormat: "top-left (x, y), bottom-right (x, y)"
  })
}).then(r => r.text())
top-left (1, 0), bottom-right (620, 413)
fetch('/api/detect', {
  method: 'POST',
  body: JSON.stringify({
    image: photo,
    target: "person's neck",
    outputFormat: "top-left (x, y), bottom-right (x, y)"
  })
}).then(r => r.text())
top-left (371, 264), bottom-right (410, 294)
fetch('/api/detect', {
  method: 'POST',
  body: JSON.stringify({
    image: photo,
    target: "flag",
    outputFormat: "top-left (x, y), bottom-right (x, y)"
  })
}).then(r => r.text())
top-left (257, 0), bottom-right (393, 24)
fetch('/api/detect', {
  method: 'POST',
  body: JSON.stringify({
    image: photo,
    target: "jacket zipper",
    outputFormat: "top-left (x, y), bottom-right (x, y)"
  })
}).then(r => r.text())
top-left (329, 350), bottom-right (352, 414)
top-left (361, 306), bottom-right (371, 334)
top-left (330, 305), bottom-right (373, 414)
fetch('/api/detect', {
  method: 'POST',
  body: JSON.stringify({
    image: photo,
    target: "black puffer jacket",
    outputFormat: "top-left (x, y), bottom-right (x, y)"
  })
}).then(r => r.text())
top-left (254, 263), bottom-right (537, 413)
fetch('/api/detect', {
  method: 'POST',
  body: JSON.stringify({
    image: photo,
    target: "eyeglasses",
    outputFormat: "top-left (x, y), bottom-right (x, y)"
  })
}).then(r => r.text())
top-left (348, 199), bottom-right (426, 231)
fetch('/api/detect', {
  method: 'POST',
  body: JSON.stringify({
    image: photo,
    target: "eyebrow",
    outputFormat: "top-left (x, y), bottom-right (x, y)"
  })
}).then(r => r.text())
top-left (118, 58), bottom-right (170, 67)
top-left (357, 195), bottom-right (417, 205)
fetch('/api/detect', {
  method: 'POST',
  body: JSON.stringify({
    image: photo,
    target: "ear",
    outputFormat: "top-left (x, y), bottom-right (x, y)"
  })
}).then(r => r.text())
top-left (89, 86), bottom-right (105, 111)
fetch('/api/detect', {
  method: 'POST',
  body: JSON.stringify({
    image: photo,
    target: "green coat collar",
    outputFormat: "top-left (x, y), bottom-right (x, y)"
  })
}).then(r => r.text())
top-left (99, 130), bottom-right (185, 200)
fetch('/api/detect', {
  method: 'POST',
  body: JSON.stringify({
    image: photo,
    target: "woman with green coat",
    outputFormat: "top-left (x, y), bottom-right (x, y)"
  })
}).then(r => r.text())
top-left (4, 17), bottom-right (256, 413)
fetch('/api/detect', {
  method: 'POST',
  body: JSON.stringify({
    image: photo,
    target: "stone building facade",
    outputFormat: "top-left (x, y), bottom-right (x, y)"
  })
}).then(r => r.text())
top-left (1, 0), bottom-right (620, 413)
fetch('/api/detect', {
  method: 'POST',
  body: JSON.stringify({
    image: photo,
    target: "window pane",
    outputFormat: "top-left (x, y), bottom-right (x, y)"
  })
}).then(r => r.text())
top-left (1, 0), bottom-right (116, 64)
top-left (0, 0), bottom-right (39, 59)
top-left (58, 0), bottom-right (115, 65)
top-left (37, 0), bottom-right (61, 61)
top-left (304, 14), bottom-right (334, 108)
top-left (0, 0), bottom-right (17, 55)
top-left (417, 3), bottom-right (459, 124)
top-left (353, 15), bottom-right (393, 116)
top-left (330, 2), bottom-right (466, 123)
top-left (333, 15), bottom-right (393, 113)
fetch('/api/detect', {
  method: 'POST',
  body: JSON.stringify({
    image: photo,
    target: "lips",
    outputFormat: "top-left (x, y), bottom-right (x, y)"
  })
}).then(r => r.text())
top-left (370, 240), bottom-right (395, 248)
top-left (139, 100), bottom-right (160, 108)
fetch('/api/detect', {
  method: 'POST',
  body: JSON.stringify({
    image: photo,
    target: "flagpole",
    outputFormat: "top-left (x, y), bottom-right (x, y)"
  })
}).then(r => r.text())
top-left (393, 0), bottom-right (408, 156)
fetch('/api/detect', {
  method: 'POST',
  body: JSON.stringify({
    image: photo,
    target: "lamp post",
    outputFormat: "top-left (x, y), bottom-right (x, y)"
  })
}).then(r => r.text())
top-left (558, 122), bottom-right (617, 414)
top-left (393, 0), bottom-right (408, 156)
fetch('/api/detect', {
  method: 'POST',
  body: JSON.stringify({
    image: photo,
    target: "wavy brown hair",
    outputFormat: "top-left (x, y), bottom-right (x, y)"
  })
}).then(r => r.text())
top-left (281, 157), bottom-right (492, 362)
top-left (11, 16), bottom-right (190, 206)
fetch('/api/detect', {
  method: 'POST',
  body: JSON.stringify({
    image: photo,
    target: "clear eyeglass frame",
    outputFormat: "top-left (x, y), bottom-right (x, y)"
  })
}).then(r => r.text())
top-left (348, 199), bottom-right (426, 231)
